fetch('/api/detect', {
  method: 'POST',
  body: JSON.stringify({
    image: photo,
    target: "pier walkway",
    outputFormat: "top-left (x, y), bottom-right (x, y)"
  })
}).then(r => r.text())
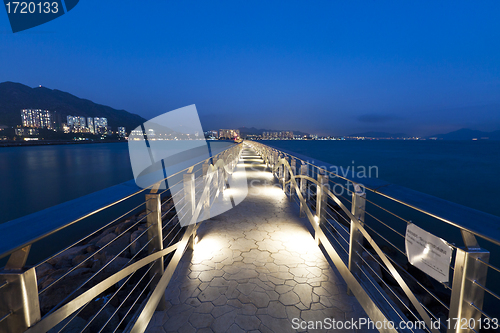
top-left (2, 142), bottom-right (499, 333)
top-left (145, 147), bottom-right (372, 333)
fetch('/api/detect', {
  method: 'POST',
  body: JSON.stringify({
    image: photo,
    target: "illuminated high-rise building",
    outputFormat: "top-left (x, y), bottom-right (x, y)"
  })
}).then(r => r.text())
top-left (94, 117), bottom-right (108, 134)
top-left (206, 130), bottom-right (218, 138)
top-left (279, 131), bottom-right (293, 139)
top-left (118, 127), bottom-right (126, 138)
top-left (67, 116), bottom-right (76, 127)
top-left (62, 123), bottom-right (71, 133)
top-left (21, 109), bottom-right (53, 129)
top-left (78, 117), bottom-right (86, 129)
top-left (15, 127), bottom-right (39, 136)
top-left (219, 129), bottom-right (240, 140)
top-left (87, 117), bottom-right (95, 134)
top-left (67, 115), bottom-right (87, 132)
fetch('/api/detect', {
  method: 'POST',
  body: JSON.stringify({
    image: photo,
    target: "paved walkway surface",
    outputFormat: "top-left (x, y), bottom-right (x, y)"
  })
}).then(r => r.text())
top-left (146, 147), bottom-right (372, 333)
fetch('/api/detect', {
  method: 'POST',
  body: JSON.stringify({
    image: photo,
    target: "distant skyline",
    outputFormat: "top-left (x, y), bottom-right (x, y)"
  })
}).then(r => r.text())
top-left (1, 2), bottom-right (499, 136)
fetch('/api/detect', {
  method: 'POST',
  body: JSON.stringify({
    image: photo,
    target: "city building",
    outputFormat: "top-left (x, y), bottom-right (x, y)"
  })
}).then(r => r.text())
top-left (87, 117), bottom-right (95, 134)
top-left (78, 116), bottom-right (86, 130)
top-left (21, 109), bottom-right (54, 129)
top-left (65, 115), bottom-right (108, 133)
top-left (245, 134), bottom-right (261, 140)
top-left (118, 127), bottom-right (126, 138)
top-left (219, 129), bottom-right (240, 140)
top-left (129, 128), bottom-right (145, 140)
top-left (205, 130), bottom-right (218, 139)
top-left (262, 131), bottom-right (293, 140)
top-left (67, 115), bottom-right (87, 132)
top-left (93, 117), bottom-right (108, 134)
top-left (67, 115), bottom-right (76, 128)
top-left (15, 127), bottom-right (39, 136)
top-left (62, 123), bottom-right (71, 134)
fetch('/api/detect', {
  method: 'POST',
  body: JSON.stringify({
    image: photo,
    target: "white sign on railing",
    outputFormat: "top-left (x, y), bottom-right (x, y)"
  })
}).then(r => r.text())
top-left (405, 223), bottom-right (453, 283)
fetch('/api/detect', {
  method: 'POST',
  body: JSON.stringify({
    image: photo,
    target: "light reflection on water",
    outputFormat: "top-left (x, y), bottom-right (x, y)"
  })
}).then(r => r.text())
top-left (264, 140), bottom-right (500, 218)
top-left (0, 141), bottom-right (233, 224)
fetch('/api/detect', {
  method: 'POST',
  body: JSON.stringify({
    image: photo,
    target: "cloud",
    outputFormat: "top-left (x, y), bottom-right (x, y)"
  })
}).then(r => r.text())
top-left (357, 113), bottom-right (403, 123)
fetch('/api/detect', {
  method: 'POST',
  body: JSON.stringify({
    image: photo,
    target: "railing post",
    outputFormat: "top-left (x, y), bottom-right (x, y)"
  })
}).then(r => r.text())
top-left (183, 171), bottom-right (197, 251)
top-left (218, 164), bottom-right (225, 196)
top-left (182, 172), bottom-right (196, 223)
top-left (282, 156), bottom-right (289, 192)
top-left (307, 171), bottom-right (313, 203)
top-left (201, 163), bottom-right (211, 221)
top-left (448, 232), bottom-right (489, 333)
top-left (0, 247), bottom-right (41, 333)
top-left (315, 172), bottom-right (328, 245)
top-left (347, 184), bottom-right (366, 295)
top-left (273, 151), bottom-right (278, 170)
top-left (212, 158), bottom-right (219, 198)
top-left (221, 153), bottom-right (226, 183)
top-left (279, 154), bottom-right (285, 188)
top-left (232, 150), bottom-right (237, 172)
top-left (290, 158), bottom-right (296, 201)
top-left (300, 163), bottom-right (308, 217)
top-left (224, 156), bottom-right (230, 183)
top-left (224, 152), bottom-right (230, 179)
top-left (145, 192), bottom-right (167, 310)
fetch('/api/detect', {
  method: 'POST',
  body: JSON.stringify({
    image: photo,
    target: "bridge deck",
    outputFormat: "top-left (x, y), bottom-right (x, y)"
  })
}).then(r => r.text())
top-left (146, 147), bottom-right (372, 333)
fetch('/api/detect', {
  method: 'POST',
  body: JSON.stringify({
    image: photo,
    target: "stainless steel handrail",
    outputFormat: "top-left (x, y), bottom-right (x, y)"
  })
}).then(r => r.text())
top-left (0, 144), bottom-right (238, 261)
top-left (259, 141), bottom-right (500, 247)
top-left (248, 140), bottom-right (498, 333)
top-left (24, 244), bottom-right (179, 333)
top-left (0, 142), bottom-right (244, 333)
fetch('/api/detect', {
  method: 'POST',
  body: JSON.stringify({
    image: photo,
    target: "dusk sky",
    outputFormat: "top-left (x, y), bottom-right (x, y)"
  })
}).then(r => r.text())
top-left (1, 1), bottom-right (499, 136)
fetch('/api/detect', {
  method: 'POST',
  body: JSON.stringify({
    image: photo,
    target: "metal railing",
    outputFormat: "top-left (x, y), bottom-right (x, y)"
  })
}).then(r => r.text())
top-left (0, 143), bottom-right (243, 333)
top-left (247, 141), bottom-right (500, 333)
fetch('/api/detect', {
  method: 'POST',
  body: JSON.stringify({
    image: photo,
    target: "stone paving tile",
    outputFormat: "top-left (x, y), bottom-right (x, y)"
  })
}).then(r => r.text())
top-left (146, 147), bottom-right (375, 333)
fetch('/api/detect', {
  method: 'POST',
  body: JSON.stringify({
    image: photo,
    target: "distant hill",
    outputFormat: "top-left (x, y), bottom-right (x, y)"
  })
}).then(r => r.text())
top-left (429, 128), bottom-right (500, 140)
top-left (347, 131), bottom-right (408, 138)
top-left (238, 127), bottom-right (309, 137)
top-left (0, 82), bottom-right (146, 130)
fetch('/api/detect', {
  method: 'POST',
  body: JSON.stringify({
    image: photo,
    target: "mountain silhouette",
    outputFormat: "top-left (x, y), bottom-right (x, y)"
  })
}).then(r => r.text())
top-left (347, 131), bottom-right (408, 138)
top-left (429, 128), bottom-right (500, 140)
top-left (0, 81), bottom-right (146, 131)
top-left (238, 127), bottom-right (309, 136)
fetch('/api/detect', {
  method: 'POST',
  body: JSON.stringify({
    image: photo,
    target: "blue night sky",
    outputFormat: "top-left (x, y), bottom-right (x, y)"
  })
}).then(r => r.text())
top-left (1, 1), bottom-right (499, 136)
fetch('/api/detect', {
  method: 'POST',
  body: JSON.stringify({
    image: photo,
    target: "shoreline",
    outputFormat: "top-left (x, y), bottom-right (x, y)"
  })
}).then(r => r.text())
top-left (0, 139), bottom-right (127, 148)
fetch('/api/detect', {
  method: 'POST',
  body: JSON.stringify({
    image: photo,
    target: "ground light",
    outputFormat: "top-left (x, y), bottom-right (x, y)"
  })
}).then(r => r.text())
top-left (192, 236), bottom-right (222, 262)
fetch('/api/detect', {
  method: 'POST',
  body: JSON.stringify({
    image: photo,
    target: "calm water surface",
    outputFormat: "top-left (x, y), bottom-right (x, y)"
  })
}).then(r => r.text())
top-left (0, 141), bottom-right (233, 224)
top-left (3, 140), bottom-right (498, 312)
top-left (263, 140), bottom-right (500, 217)
top-left (0, 143), bottom-right (133, 224)
top-left (1, 140), bottom-right (499, 225)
